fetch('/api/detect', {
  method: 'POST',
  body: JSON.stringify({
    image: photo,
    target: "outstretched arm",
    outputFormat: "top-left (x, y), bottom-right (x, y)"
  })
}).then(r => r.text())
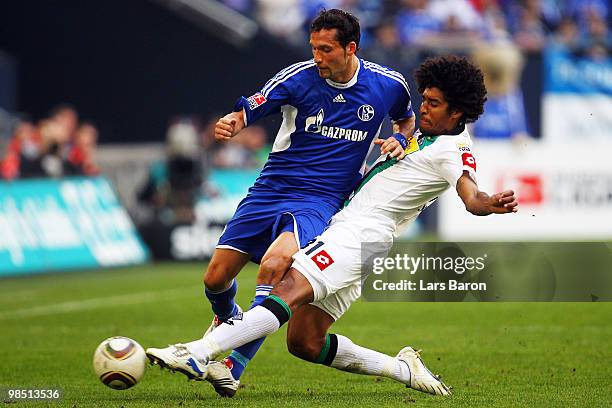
top-left (456, 172), bottom-right (518, 216)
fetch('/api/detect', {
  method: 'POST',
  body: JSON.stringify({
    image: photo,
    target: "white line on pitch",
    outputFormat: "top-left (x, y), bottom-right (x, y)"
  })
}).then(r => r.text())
top-left (0, 286), bottom-right (200, 320)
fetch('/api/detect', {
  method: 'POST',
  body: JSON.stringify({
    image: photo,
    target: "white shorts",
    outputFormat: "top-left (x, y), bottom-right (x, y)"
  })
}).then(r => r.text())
top-left (291, 219), bottom-right (392, 320)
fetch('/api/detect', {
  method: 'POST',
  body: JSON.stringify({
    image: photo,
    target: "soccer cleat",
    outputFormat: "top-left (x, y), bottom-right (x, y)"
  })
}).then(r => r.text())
top-left (146, 344), bottom-right (208, 381)
top-left (397, 346), bottom-right (451, 396)
top-left (204, 304), bottom-right (243, 337)
top-left (205, 359), bottom-right (241, 397)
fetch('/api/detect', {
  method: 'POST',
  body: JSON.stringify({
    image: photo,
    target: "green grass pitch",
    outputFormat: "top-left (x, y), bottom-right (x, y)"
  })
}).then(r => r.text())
top-left (1, 263), bottom-right (610, 407)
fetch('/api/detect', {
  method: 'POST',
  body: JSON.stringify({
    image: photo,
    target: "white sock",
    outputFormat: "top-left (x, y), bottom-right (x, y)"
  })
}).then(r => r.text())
top-left (186, 305), bottom-right (280, 362)
top-left (330, 334), bottom-right (410, 383)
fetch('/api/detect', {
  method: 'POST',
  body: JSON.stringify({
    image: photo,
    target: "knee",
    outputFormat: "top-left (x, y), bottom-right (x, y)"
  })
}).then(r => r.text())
top-left (204, 262), bottom-right (233, 292)
top-left (258, 255), bottom-right (293, 284)
top-left (286, 333), bottom-right (325, 362)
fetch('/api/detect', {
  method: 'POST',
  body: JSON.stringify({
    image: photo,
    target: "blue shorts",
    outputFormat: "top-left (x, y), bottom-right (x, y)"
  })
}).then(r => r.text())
top-left (217, 191), bottom-right (340, 264)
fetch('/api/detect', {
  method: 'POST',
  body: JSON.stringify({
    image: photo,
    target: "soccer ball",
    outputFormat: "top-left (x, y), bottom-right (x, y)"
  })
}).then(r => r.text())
top-left (93, 336), bottom-right (146, 390)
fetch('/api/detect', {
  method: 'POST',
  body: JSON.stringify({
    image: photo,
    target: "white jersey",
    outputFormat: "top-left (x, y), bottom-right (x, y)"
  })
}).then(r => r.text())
top-left (292, 126), bottom-right (478, 321)
top-left (332, 126), bottom-right (477, 242)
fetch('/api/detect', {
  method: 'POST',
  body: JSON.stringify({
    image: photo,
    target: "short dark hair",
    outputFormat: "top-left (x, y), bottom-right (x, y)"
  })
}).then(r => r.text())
top-left (415, 56), bottom-right (487, 124)
top-left (310, 9), bottom-right (360, 50)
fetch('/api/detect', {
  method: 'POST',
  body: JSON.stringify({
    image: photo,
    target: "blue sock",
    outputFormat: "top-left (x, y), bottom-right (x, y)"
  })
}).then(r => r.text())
top-left (227, 284), bottom-right (272, 380)
top-left (204, 279), bottom-right (238, 321)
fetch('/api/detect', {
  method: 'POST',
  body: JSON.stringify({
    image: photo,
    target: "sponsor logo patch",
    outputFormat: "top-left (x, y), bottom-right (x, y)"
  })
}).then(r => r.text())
top-left (247, 93), bottom-right (267, 110)
top-left (305, 108), bottom-right (325, 133)
top-left (304, 108), bottom-right (368, 141)
top-left (462, 152), bottom-right (477, 172)
top-left (456, 141), bottom-right (471, 152)
top-left (311, 250), bottom-right (334, 271)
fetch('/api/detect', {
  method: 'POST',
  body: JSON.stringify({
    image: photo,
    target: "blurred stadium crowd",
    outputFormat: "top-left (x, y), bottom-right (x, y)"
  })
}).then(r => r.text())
top-left (4, 0), bottom-right (607, 175)
top-left (2, 0), bottom-right (609, 180)
top-left (0, 111), bottom-right (268, 180)
top-left (0, 105), bottom-right (100, 180)
top-left (219, 0), bottom-right (610, 142)
top-left (223, 0), bottom-right (609, 56)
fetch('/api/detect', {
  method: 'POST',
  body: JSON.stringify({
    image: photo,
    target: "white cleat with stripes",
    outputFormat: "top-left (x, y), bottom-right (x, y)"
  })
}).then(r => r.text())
top-left (146, 344), bottom-right (209, 381)
top-left (397, 346), bottom-right (451, 396)
top-left (205, 359), bottom-right (241, 397)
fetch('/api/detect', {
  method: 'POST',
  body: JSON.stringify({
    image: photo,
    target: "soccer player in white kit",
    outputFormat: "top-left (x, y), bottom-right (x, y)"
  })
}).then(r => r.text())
top-left (147, 56), bottom-right (518, 397)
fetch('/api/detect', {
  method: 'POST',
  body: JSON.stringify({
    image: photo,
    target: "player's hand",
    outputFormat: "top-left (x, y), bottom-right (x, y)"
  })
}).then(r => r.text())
top-left (374, 137), bottom-right (407, 160)
top-left (215, 111), bottom-right (246, 141)
top-left (214, 115), bottom-right (237, 141)
top-left (489, 190), bottom-right (518, 213)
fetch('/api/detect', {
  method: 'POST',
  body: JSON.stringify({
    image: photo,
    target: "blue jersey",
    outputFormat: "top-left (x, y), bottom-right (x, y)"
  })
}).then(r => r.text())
top-left (219, 58), bottom-right (413, 262)
top-left (234, 58), bottom-right (413, 208)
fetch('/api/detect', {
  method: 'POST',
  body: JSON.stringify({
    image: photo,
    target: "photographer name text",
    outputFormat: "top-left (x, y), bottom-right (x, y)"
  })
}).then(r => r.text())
top-left (371, 279), bottom-right (487, 291)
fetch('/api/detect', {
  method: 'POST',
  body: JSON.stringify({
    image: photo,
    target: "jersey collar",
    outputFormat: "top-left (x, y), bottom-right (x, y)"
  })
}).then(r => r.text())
top-left (325, 58), bottom-right (360, 89)
top-left (418, 122), bottom-right (466, 137)
top-left (416, 123), bottom-right (469, 149)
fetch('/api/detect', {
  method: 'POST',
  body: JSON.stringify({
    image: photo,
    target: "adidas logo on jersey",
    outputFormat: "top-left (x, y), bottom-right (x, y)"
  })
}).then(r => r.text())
top-left (333, 94), bottom-right (346, 103)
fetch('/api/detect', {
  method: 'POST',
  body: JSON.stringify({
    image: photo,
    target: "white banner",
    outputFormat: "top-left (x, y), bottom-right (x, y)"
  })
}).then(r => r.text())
top-left (438, 140), bottom-right (612, 240)
top-left (543, 94), bottom-right (612, 141)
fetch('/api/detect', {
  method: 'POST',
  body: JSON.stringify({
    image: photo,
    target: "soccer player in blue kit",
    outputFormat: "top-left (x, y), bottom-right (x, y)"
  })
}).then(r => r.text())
top-left (194, 9), bottom-right (415, 396)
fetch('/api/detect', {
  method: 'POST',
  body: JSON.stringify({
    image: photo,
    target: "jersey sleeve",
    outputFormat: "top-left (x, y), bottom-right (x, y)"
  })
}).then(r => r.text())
top-left (387, 75), bottom-right (414, 121)
top-left (435, 140), bottom-right (477, 187)
top-left (233, 71), bottom-right (293, 126)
